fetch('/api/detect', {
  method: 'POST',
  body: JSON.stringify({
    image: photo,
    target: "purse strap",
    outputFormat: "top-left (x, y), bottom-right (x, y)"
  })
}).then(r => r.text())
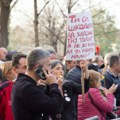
top-left (88, 91), bottom-right (106, 118)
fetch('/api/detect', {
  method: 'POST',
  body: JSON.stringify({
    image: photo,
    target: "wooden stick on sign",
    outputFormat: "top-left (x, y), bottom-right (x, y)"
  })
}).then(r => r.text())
top-left (81, 69), bottom-right (85, 101)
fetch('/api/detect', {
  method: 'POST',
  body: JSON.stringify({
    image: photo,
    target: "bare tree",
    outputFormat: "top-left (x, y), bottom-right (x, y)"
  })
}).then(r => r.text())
top-left (34, 0), bottom-right (39, 47)
top-left (0, 0), bottom-right (12, 47)
top-left (0, 0), bottom-right (18, 48)
top-left (37, 0), bottom-right (79, 53)
top-left (38, 2), bottom-right (66, 52)
top-left (34, 0), bottom-right (50, 47)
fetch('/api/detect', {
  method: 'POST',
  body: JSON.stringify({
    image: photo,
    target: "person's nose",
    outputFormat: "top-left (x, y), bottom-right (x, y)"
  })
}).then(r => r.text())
top-left (60, 69), bottom-right (64, 74)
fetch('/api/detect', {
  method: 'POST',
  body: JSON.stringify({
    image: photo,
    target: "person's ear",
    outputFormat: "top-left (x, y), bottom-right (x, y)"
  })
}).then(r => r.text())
top-left (34, 64), bottom-right (40, 70)
top-left (92, 81), bottom-right (97, 87)
top-left (12, 67), bottom-right (18, 74)
top-left (94, 80), bottom-right (98, 85)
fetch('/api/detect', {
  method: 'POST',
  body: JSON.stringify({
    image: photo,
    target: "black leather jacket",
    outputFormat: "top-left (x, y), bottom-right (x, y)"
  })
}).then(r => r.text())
top-left (11, 73), bottom-right (63, 120)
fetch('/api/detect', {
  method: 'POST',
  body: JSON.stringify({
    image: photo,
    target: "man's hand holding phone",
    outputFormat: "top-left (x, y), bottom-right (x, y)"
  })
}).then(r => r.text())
top-left (37, 80), bottom-right (46, 86)
top-left (42, 68), bottom-right (57, 85)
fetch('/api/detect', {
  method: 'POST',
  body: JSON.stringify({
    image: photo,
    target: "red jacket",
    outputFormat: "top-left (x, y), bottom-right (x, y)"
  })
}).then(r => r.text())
top-left (0, 81), bottom-right (14, 120)
top-left (78, 88), bottom-right (114, 120)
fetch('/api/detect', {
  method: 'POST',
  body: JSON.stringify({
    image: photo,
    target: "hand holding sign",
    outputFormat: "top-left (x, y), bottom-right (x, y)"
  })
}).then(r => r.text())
top-left (79, 60), bottom-right (89, 71)
top-left (66, 12), bottom-right (94, 101)
top-left (79, 60), bottom-right (89, 80)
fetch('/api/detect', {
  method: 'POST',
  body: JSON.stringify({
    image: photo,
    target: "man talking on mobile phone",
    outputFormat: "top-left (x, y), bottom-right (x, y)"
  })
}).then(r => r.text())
top-left (11, 48), bottom-right (63, 120)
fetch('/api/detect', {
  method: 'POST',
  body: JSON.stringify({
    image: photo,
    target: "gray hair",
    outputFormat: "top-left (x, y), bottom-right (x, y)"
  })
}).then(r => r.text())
top-left (27, 48), bottom-right (50, 71)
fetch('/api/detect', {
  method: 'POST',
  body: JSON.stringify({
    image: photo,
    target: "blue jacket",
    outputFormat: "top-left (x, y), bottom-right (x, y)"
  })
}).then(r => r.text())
top-left (102, 70), bottom-right (120, 106)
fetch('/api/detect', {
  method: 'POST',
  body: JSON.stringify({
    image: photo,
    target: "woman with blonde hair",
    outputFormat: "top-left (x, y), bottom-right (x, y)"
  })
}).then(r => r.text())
top-left (78, 70), bottom-right (117, 120)
top-left (0, 61), bottom-right (15, 82)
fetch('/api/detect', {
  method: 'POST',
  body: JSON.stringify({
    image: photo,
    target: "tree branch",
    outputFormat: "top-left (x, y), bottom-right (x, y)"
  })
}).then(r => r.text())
top-left (54, 0), bottom-right (67, 18)
top-left (92, 10), bottom-right (105, 18)
top-left (71, 0), bottom-right (79, 8)
top-left (37, 0), bottom-right (50, 17)
top-left (44, 26), bottom-right (64, 44)
top-left (10, 0), bottom-right (18, 10)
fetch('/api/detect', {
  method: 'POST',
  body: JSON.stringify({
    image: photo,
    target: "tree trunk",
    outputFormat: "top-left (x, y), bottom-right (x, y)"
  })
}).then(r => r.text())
top-left (64, 0), bottom-right (72, 55)
top-left (34, 0), bottom-right (39, 47)
top-left (0, 0), bottom-right (10, 48)
top-left (53, 42), bottom-right (58, 52)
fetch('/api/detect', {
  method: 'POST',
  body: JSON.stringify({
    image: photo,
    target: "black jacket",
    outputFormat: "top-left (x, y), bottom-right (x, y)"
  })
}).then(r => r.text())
top-left (102, 70), bottom-right (120, 106)
top-left (64, 66), bottom-right (89, 120)
top-left (11, 73), bottom-right (63, 120)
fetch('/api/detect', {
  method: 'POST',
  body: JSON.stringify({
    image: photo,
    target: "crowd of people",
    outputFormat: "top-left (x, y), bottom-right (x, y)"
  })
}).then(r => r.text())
top-left (0, 47), bottom-right (120, 120)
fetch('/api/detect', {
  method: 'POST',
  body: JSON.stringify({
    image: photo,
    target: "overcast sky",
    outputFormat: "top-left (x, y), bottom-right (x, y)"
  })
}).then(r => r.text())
top-left (10, 0), bottom-right (120, 28)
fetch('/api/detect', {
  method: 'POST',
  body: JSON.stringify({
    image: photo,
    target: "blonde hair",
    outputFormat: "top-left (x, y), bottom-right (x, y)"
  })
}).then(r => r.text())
top-left (0, 61), bottom-right (13, 80)
top-left (89, 70), bottom-right (101, 88)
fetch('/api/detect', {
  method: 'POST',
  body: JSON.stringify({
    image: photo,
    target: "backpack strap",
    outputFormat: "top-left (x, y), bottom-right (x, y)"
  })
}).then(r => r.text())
top-left (0, 82), bottom-right (10, 91)
top-left (0, 81), bottom-right (11, 102)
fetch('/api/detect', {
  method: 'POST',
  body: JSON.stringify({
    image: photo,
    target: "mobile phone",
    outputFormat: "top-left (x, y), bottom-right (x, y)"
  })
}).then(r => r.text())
top-left (35, 65), bottom-right (46, 80)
